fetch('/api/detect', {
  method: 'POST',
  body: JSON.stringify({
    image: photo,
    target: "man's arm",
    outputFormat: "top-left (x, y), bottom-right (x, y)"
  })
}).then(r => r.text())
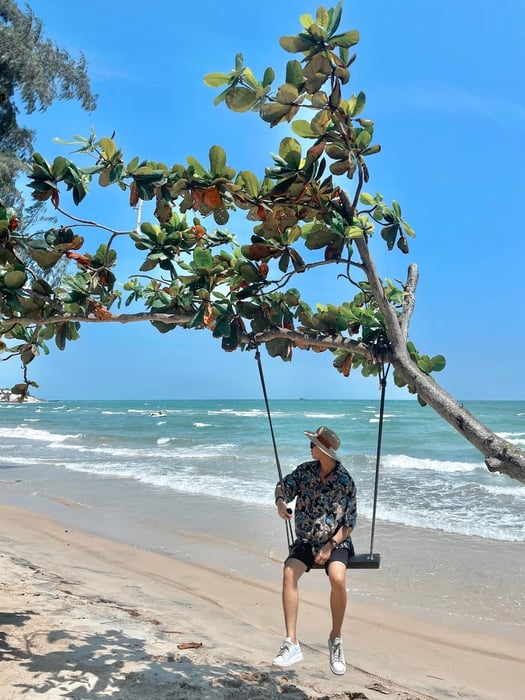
top-left (327, 525), bottom-right (353, 549)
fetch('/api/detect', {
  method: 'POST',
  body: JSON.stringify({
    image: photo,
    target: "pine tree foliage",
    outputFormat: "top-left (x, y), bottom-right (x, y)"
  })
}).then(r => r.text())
top-left (0, 0), bottom-right (97, 206)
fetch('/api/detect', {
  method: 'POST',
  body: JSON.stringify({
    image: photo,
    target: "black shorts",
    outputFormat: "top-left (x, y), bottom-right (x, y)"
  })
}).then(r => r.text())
top-left (286, 540), bottom-right (355, 574)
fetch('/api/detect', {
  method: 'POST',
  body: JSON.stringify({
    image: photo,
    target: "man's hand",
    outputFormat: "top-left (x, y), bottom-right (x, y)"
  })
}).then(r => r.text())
top-left (314, 541), bottom-right (334, 566)
top-left (276, 499), bottom-right (292, 521)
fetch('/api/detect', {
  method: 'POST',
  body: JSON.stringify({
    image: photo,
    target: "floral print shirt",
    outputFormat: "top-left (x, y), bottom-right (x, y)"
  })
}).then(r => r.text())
top-left (281, 459), bottom-right (357, 554)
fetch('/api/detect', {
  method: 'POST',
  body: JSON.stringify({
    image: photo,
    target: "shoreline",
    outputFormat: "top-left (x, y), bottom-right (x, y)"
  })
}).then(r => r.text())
top-left (1, 481), bottom-right (524, 698)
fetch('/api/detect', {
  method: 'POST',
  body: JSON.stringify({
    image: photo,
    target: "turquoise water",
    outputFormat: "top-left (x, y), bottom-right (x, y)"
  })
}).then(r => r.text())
top-left (1, 399), bottom-right (523, 542)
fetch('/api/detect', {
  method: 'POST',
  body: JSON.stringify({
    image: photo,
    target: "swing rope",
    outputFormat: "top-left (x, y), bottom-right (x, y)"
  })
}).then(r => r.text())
top-left (369, 361), bottom-right (390, 556)
top-left (254, 345), bottom-right (294, 548)
top-left (254, 341), bottom-right (387, 569)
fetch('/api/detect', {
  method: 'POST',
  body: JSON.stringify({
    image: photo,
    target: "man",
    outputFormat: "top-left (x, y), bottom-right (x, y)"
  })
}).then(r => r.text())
top-left (272, 426), bottom-right (357, 675)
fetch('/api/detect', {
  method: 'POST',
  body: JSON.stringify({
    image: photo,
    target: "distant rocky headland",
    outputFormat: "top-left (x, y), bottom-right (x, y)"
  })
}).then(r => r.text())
top-left (0, 388), bottom-right (40, 403)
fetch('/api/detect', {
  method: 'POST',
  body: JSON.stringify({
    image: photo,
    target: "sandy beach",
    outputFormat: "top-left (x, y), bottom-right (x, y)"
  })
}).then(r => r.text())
top-left (1, 465), bottom-right (524, 700)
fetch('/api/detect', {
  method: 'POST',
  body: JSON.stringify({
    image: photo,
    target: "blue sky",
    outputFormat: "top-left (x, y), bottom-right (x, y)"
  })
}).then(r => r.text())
top-left (4, 0), bottom-right (525, 401)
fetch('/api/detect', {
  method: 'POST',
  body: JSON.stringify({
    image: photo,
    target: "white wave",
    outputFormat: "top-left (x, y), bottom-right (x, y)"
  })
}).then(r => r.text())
top-left (304, 412), bottom-right (346, 419)
top-left (0, 454), bottom-right (69, 468)
top-left (376, 503), bottom-right (524, 542)
top-left (208, 408), bottom-right (268, 417)
top-left (50, 441), bottom-right (236, 461)
top-left (101, 410), bottom-right (127, 415)
top-left (0, 425), bottom-right (81, 443)
top-left (381, 454), bottom-right (480, 473)
top-left (478, 483), bottom-right (525, 497)
top-left (497, 431), bottom-right (525, 447)
top-left (128, 469), bottom-right (273, 504)
top-left (193, 422), bottom-right (211, 427)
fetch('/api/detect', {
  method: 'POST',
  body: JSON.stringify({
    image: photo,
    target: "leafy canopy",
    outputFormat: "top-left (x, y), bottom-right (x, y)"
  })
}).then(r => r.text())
top-left (0, 1), bottom-right (444, 400)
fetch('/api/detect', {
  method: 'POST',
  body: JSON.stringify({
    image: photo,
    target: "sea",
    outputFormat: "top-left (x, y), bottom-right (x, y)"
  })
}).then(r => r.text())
top-left (1, 398), bottom-right (523, 544)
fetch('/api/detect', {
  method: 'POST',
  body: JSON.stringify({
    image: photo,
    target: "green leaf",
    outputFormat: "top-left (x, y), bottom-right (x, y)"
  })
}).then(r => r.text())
top-left (417, 356), bottom-right (432, 374)
top-left (266, 338), bottom-right (292, 361)
top-left (193, 248), bottom-right (213, 271)
top-left (275, 83), bottom-right (299, 104)
top-left (29, 249), bottom-right (62, 269)
top-left (234, 53), bottom-right (244, 71)
top-left (356, 130), bottom-right (372, 149)
top-left (279, 35), bottom-right (314, 53)
top-left (209, 145), bottom-right (227, 176)
top-left (127, 156), bottom-right (140, 172)
top-left (52, 156), bottom-right (70, 179)
top-left (316, 6), bottom-right (330, 29)
top-left (304, 225), bottom-right (335, 249)
top-left (187, 305), bottom-right (205, 329)
top-left (431, 355), bottom-right (447, 372)
top-left (139, 257), bottom-right (158, 272)
top-left (326, 1), bottom-right (343, 36)
top-left (348, 91), bottom-right (366, 116)
top-left (362, 144), bottom-right (381, 156)
top-left (203, 72), bottom-right (231, 87)
top-left (186, 156), bottom-right (208, 177)
top-left (359, 192), bottom-right (375, 206)
top-left (278, 250), bottom-right (290, 273)
top-left (331, 30), bottom-right (360, 48)
top-left (236, 170), bottom-right (259, 198)
top-left (286, 60), bottom-right (304, 88)
top-left (299, 13), bottom-right (314, 29)
top-left (224, 86), bottom-right (258, 112)
top-left (279, 137), bottom-right (302, 169)
top-left (345, 226), bottom-right (364, 240)
top-left (402, 221), bottom-right (416, 238)
top-left (98, 137), bottom-right (116, 159)
top-left (55, 324), bottom-right (67, 351)
top-left (39, 325), bottom-right (55, 341)
top-left (381, 224), bottom-right (398, 250)
top-left (262, 67), bottom-right (275, 88)
top-left (259, 102), bottom-right (292, 125)
top-left (291, 120), bottom-right (316, 138)
top-left (3, 270), bottom-right (27, 289)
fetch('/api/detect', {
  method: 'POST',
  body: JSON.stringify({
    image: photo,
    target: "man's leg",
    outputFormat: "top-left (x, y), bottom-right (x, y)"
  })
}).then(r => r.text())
top-left (272, 557), bottom-right (307, 667)
top-left (327, 560), bottom-right (347, 638)
top-left (326, 560), bottom-right (347, 674)
top-left (282, 557), bottom-right (307, 643)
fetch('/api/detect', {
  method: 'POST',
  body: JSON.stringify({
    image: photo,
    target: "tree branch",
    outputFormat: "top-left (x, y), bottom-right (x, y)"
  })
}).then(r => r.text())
top-left (400, 263), bottom-right (418, 340)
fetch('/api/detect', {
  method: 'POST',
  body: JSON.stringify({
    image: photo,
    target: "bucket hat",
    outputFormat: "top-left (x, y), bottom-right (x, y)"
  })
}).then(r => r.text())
top-left (304, 425), bottom-right (340, 459)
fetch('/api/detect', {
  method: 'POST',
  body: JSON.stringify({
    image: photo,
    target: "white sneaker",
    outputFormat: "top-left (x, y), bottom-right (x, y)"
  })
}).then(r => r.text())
top-left (328, 635), bottom-right (346, 675)
top-left (272, 637), bottom-right (303, 667)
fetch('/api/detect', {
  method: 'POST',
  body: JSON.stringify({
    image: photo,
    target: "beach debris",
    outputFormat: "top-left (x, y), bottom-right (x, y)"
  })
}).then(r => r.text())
top-left (366, 681), bottom-right (391, 694)
top-left (177, 641), bottom-right (203, 650)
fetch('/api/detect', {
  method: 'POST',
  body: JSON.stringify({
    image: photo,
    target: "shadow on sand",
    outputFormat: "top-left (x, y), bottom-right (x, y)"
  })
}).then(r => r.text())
top-left (1, 609), bottom-right (363, 699)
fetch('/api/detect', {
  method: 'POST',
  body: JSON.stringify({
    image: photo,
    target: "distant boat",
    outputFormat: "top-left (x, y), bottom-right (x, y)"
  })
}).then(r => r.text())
top-left (150, 411), bottom-right (167, 417)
